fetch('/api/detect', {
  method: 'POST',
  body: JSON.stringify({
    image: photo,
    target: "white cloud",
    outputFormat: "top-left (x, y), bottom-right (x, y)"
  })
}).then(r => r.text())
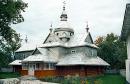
top-left (12, 0), bottom-right (128, 42)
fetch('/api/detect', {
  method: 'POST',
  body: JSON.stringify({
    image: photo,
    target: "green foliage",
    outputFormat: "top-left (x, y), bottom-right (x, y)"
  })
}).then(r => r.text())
top-left (96, 33), bottom-right (127, 69)
top-left (0, 0), bottom-right (27, 40)
top-left (0, 72), bottom-right (20, 79)
top-left (0, 52), bottom-right (12, 67)
top-left (40, 74), bottom-right (125, 84)
top-left (0, 0), bottom-right (27, 67)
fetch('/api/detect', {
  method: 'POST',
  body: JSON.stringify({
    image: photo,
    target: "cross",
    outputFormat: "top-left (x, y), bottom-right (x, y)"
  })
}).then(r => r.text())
top-left (63, 1), bottom-right (66, 6)
top-left (62, 1), bottom-right (66, 10)
top-left (86, 21), bottom-right (89, 28)
top-left (86, 21), bottom-right (89, 32)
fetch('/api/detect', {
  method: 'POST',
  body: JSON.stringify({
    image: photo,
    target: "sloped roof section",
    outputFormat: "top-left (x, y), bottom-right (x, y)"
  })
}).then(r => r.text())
top-left (22, 51), bottom-right (58, 63)
top-left (9, 60), bottom-right (22, 65)
top-left (121, 4), bottom-right (130, 41)
top-left (57, 53), bottom-right (109, 66)
top-left (42, 31), bottom-right (98, 48)
top-left (44, 33), bottom-right (60, 44)
top-left (16, 42), bottom-right (43, 52)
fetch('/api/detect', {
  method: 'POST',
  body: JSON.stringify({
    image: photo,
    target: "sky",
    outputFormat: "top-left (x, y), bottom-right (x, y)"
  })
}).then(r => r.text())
top-left (12, 0), bottom-right (130, 43)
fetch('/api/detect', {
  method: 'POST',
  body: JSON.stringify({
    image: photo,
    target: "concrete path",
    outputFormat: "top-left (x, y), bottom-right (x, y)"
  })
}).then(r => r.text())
top-left (0, 78), bottom-right (19, 84)
top-left (20, 80), bottom-right (58, 84)
top-left (0, 78), bottom-right (58, 84)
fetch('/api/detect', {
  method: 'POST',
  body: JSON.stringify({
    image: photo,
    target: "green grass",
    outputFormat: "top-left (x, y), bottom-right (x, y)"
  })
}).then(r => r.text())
top-left (40, 74), bottom-right (126, 84)
top-left (0, 72), bottom-right (126, 84)
top-left (95, 74), bottom-right (126, 84)
top-left (0, 72), bottom-right (20, 79)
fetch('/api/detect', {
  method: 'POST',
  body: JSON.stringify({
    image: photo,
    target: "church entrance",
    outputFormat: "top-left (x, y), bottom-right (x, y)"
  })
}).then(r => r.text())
top-left (28, 63), bottom-right (35, 75)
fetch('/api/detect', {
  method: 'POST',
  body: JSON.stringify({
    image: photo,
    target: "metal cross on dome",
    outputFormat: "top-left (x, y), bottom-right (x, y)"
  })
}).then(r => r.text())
top-left (63, 1), bottom-right (66, 6)
top-left (86, 21), bottom-right (89, 32)
top-left (63, 1), bottom-right (66, 10)
top-left (86, 21), bottom-right (89, 28)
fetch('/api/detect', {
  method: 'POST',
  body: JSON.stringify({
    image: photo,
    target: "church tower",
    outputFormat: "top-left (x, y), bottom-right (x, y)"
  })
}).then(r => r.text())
top-left (54, 1), bottom-right (74, 42)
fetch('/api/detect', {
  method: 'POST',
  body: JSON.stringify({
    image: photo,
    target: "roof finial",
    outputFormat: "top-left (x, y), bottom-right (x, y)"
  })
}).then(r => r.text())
top-left (25, 35), bottom-right (28, 43)
top-left (49, 22), bottom-right (53, 33)
top-left (60, 1), bottom-right (67, 21)
top-left (86, 21), bottom-right (89, 32)
top-left (63, 1), bottom-right (66, 11)
top-left (50, 22), bottom-right (53, 28)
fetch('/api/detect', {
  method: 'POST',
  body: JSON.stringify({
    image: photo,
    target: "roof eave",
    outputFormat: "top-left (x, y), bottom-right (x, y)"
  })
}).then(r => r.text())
top-left (56, 64), bottom-right (110, 66)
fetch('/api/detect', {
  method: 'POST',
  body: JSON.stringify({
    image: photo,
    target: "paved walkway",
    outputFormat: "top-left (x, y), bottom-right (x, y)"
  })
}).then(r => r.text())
top-left (20, 80), bottom-right (58, 84)
top-left (0, 78), bottom-right (58, 84)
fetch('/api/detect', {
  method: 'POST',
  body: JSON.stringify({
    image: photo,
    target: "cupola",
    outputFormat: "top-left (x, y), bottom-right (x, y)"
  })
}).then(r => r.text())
top-left (54, 1), bottom-right (74, 42)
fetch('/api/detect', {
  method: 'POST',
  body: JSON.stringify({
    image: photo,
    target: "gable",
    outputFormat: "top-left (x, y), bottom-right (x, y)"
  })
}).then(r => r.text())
top-left (85, 33), bottom-right (93, 44)
top-left (43, 33), bottom-right (59, 44)
top-left (43, 33), bottom-right (51, 43)
top-left (32, 48), bottom-right (41, 55)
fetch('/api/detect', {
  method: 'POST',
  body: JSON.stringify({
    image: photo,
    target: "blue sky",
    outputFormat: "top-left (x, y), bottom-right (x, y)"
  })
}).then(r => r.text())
top-left (12, 0), bottom-right (129, 43)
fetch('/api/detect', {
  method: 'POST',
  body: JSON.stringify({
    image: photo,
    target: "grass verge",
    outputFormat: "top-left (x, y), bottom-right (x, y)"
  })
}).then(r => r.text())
top-left (40, 74), bottom-right (126, 84)
top-left (0, 72), bottom-right (20, 79)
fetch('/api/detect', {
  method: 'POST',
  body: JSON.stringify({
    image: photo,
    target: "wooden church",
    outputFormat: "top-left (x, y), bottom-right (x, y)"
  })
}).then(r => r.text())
top-left (10, 3), bottom-right (109, 78)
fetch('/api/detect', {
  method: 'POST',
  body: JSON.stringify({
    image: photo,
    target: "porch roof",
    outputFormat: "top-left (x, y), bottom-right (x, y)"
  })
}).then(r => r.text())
top-left (9, 60), bottom-right (22, 65)
top-left (22, 54), bottom-right (57, 63)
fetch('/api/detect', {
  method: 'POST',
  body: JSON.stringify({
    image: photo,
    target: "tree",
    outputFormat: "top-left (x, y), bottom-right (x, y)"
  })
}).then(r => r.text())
top-left (0, 0), bottom-right (27, 67)
top-left (95, 36), bottom-right (104, 46)
top-left (95, 33), bottom-right (127, 69)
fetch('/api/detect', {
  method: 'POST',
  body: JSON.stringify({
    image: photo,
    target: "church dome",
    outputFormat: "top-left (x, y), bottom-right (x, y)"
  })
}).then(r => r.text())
top-left (59, 21), bottom-right (71, 28)
top-left (53, 2), bottom-right (74, 42)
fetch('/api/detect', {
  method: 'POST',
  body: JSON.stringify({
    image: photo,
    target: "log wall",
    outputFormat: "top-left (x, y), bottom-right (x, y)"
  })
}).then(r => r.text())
top-left (35, 70), bottom-right (57, 78)
top-left (20, 70), bottom-right (28, 76)
top-left (21, 66), bottom-right (104, 78)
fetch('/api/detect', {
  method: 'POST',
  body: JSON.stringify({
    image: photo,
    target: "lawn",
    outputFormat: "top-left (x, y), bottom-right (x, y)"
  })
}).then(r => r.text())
top-left (40, 74), bottom-right (126, 84)
top-left (94, 74), bottom-right (126, 84)
top-left (0, 72), bottom-right (20, 79)
top-left (0, 72), bottom-right (126, 84)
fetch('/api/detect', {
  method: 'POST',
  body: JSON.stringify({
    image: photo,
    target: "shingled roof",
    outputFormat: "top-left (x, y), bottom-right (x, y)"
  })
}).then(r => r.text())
top-left (42, 32), bottom-right (98, 48)
top-left (57, 53), bottom-right (109, 66)
top-left (121, 4), bottom-right (130, 41)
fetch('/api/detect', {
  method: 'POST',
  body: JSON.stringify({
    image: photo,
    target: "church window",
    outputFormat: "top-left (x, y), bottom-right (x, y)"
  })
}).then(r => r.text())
top-left (44, 63), bottom-right (56, 70)
top-left (22, 63), bottom-right (28, 70)
top-left (71, 50), bottom-right (76, 53)
top-left (91, 50), bottom-right (94, 56)
top-left (44, 63), bottom-right (49, 70)
top-left (56, 33), bottom-right (59, 36)
top-left (49, 63), bottom-right (56, 70)
top-left (70, 32), bottom-right (74, 36)
top-left (36, 63), bottom-right (40, 70)
top-left (49, 41), bottom-right (52, 43)
top-left (23, 54), bottom-right (26, 59)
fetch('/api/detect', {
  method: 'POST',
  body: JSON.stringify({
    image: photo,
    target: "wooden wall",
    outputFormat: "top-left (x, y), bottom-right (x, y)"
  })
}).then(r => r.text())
top-left (35, 70), bottom-right (57, 78)
top-left (20, 66), bottom-right (104, 78)
top-left (21, 70), bottom-right (28, 76)
top-left (57, 66), bottom-right (104, 77)
top-left (13, 65), bottom-right (22, 72)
